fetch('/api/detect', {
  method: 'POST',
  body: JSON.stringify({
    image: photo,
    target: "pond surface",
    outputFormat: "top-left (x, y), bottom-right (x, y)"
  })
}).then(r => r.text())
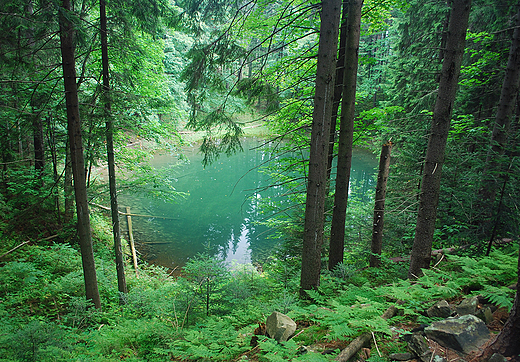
top-left (119, 138), bottom-right (376, 269)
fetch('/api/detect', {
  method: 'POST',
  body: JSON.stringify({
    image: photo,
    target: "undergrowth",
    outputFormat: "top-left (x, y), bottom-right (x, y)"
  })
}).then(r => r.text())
top-left (0, 217), bottom-right (517, 361)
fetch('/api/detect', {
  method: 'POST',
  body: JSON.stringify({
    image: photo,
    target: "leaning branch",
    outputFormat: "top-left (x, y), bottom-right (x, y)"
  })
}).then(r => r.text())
top-left (0, 234), bottom-right (59, 259)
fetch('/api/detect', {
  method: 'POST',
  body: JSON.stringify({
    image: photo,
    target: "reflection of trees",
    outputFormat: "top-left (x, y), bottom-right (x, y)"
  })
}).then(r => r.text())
top-left (118, 140), bottom-right (376, 269)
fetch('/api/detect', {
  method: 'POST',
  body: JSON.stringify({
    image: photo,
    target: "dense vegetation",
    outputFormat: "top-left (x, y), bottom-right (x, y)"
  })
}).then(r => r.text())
top-left (1, 0), bottom-right (519, 360)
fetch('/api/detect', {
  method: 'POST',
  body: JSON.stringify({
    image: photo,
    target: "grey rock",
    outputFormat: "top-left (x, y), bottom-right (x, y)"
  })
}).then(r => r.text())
top-left (389, 352), bottom-right (414, 361)
top-left (407, 334), bottom-right (432, 362)
top-left (475, 307), bottom-right (493, 325)
top-left (266, 311), bottom-right (297, 342)
top-left (433, 356), bottom-right (447, 362)
top-left (427, 300), bottom-right (452, 318)
top-left (488, 353), bottom-right (507, 362)
top-left (425, 314), bottom-right (490, 354)
top-left (456, 296), bottom-right (478, 316)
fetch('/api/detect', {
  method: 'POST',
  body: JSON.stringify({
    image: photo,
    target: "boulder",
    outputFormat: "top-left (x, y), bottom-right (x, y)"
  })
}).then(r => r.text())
top-left (425, 315), bottom-right (490, 354)
top-left (407, 334), bottom-right (432, 362)
top-left (266, 311), bottom-right (296, 342)
top-left (456, 296), bottom-right (478, 316)
top-left (427, 300), bottom-right (452, 318)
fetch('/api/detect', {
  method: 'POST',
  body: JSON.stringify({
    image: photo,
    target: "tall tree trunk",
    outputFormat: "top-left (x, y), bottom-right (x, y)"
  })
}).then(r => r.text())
top-left (26, 0), bottom-right (45, 186)
top-left (328, 0), bottom-right (363, 272)
top-left (300, 0), bottom-right (342, 297)
top-left (59, 0), bottom-right (101, 309)
top-left (408, 0), bottom-right (471, 279)
top-left (326, 9), bottom-right (349, 184)
top-left (101, 0), bottom-right (127, 302)
top-left (370, 141), bottom-right (393, 268)
top-left (479, 6), bottom-right (520, 238)
top-left (64, 140), bottom-right (74, 224)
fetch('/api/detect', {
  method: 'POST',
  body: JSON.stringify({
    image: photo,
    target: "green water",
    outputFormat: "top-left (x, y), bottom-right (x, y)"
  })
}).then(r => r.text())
top-left (119, 138), bottom-right (376, 269)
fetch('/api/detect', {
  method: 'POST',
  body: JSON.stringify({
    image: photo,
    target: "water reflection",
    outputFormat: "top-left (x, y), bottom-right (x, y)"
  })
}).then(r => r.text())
top-left (118, 138), bottom-right (376, 268)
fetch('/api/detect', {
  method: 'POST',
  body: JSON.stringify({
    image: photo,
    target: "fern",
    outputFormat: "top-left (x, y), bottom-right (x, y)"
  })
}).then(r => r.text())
top-left (479, 285), bottom-right (515, 311)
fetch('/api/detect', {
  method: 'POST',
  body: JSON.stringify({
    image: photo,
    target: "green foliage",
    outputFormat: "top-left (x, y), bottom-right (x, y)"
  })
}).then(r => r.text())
top-left (166, 317), bottom-right (251, 360)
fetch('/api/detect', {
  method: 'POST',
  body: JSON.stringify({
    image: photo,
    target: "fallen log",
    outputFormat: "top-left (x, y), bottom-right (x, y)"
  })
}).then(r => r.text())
top-left (335, 305), bottom-right (398, 362)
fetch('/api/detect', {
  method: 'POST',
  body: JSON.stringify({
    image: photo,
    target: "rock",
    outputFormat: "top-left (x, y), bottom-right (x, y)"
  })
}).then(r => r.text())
top-left (475, 307), bottom-right (493, 325)
top-left (488, 353), bottom-right (507, 362)
top-left (456, 296), bottom-right (478, 316)
top-left (266, 311), bottom-right (297, 342)
top-left (427, 300), bottom-right (452, 318)
top-left (407, 334), bottom-right (432, 362)
top-left (389, 352), bottom-right (414, 361)
top-left (433, 356), bottom-right (447, 362)
top-left (424, 315), bottom-right (490, 354)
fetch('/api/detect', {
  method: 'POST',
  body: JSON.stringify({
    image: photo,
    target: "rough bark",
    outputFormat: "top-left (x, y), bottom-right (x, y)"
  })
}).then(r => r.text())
top-left (476, 242), bottom-right (520, 359)
top-left (479, 6), bottom-right (520, 237)
top-left (328, 0), bottom-right (363, 272)
top-left (300, 0), bottom-right (342, 297)
top-left (64, 141), bottom-right (74, 223)
top-left (408, 0), bottom-right (471, 279)
top-left (100, 0), bottom-right (127, 303)
top-left (326, 9), bottom-right (349, 184)
top-left (59, 0), bottom-right (101, 309)
top-left (370, 141), bottom-right (393, 268)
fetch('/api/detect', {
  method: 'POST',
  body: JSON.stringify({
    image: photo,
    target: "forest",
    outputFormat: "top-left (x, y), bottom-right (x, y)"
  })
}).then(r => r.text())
top-left (0, 0), bottom-right (519, 360)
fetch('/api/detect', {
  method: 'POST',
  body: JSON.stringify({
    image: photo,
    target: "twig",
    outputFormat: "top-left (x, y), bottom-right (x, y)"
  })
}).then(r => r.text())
top-left (0, 234), bottom-right (58, 259)
top-left (372, 332), bottom-right (382, 357)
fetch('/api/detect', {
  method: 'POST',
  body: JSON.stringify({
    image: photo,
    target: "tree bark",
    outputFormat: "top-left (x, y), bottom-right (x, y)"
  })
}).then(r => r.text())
top-left (476, 241), bottom-right (520, 359)
top-left (328, 0), bottom-right (363, 272)
top-left (408, 0), bottom-right (471, 279)
top-left (370, 141), bottom-right (393, 268)
top-left (64, 140), bottom-right (74, 224)
top-left (59, 0), bottom-right (101, 309)
top-left (479, 6), bottom-right (520, 238)
top-left (100, 0), bottom-right (127, 303)
top-left (326, 9), bottom-right (349, 185)
top-left (300, 0), bottom-right (342, 297)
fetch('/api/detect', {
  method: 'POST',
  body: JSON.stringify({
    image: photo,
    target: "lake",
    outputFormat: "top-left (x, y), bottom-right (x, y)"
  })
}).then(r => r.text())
top-left (118, 138), bottom-right (376, 269)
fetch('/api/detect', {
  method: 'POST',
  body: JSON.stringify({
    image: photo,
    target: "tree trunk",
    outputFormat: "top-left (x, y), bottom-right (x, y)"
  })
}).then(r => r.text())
top-left (326, 9), bottom-right (349, 184)
top-left (370, 141), bottom-right (393, 268)
top-left (328, 0), bottom-right (363, 272)
top-left (408, 0), bottom-right (471, 279)
top-left (300, 0), bottom-right (342, 297)
top-left (479, 6), bottom-right (520, 238)
top-left (476, 241), bottom-right (520, 359)
top-left (59, 0), bottom-right (101, 309)
top-left (64, 140), bottom-right (74, 224)
top-left (100, 0), bottom-right (127, 303)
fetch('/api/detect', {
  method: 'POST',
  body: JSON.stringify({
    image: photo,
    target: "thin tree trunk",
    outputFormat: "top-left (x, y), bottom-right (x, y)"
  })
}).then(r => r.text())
top-left (100, 0), bottom-right (127, 302)
top-left (370, 141), bottom-right (393, 268)
top-left (328, 0), bottom-right (363, 272)
top-left (408, 0), bottom-right (471, 279)
top-left (64, 140), bottom-right (74, 223)
top-left (479, 6), bottom-right (520, 238)
top-left (300, 0), bottom-right (342, 297)
top-left (59, 0), bottom-right (101, 309)
top-left (26, 0), bottom-right (45, 187)
top-left (326, 9), bottom-right (349, 184)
